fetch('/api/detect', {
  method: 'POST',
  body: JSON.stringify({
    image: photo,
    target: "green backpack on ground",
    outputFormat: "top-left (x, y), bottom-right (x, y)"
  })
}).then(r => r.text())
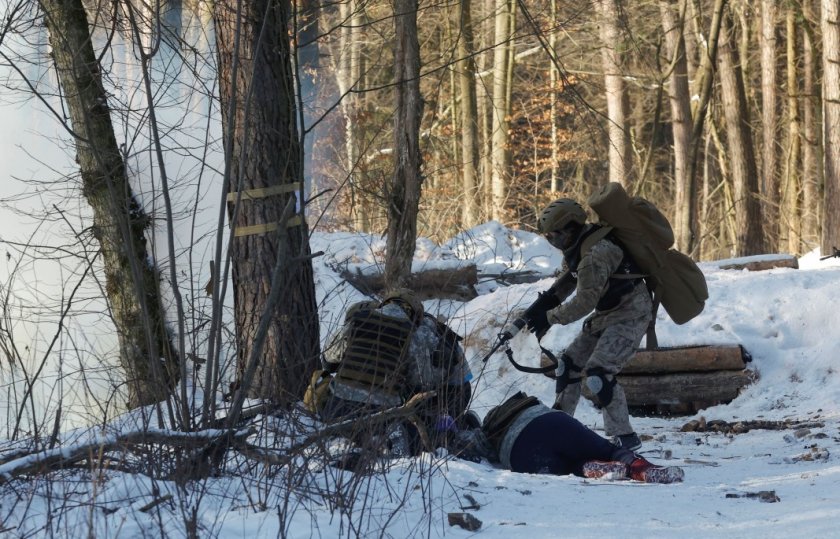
top-left (584, 182), bottom-right (708, 325)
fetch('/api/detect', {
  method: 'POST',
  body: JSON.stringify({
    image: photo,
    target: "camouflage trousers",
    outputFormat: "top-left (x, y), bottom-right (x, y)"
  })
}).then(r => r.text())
top-left (553, 313), bottom-right (649, 437)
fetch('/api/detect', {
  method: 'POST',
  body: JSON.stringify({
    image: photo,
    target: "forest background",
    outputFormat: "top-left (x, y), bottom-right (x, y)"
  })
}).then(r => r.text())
top-left (0, 1), bottom-right (839, 535)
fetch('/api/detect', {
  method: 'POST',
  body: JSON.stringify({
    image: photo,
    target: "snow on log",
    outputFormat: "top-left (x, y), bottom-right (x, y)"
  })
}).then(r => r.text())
top-left (716, 254), bottom-right (799, 271)
top-left (341, 264), bottom-right (478, 299)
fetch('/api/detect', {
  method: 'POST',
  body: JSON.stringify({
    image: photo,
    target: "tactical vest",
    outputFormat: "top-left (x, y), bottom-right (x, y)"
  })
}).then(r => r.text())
top-left (481, 392), bottom-right (540, 453)
top-left (563, 225), bottom-right (644, 311)
top-left (333, 306), bottom-right (416, 401)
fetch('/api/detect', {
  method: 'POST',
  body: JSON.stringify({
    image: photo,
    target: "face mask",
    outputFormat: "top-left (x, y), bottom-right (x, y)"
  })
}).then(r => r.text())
top-left (545, 227), bottom-right (576, 250)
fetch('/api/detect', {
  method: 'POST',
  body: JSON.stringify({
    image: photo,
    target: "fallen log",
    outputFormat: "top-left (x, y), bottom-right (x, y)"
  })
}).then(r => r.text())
top-left (623, 345), bottom-right (747, 374)
top-left (340, 264), bottom-right (478, 300)
top-left (616, 370), bottom-right (755, 406)
top-left (717, 254), bottom-right (798, 271)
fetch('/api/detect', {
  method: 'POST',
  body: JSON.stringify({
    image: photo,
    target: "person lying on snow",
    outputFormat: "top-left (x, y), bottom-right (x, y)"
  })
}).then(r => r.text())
top-left (444, 392), bottom-right (684, 484)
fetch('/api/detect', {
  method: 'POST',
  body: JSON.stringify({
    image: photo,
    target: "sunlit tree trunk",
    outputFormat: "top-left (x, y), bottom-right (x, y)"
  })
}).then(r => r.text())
top-left (337, 0), bottom-right (366, 231)
top-left (490, 0), bottom-right (514, 221)
top-left (781, 7), bottom-right (801, 254)
top-left (801, 0), bottom-right (821, 248)
top-left (385, 0), bottom-right (423, 289)
top-left (759, 0), bottom-right (779, 250)
top-left (660, 0), bottom-right (694, 253)
top-left (597, 0), bottom-right (632, 187)
top-left (687, 0), bottom-right (726, 256)
top-left (215, 0), bottom-right (320, 404)
top-left (457, 0), bottom-right (480, 227)
top-left (549, 0), bottom-right (560, 192)
top-left (39, 0), bottom-right (179, 409)
top-left (718, 12), bottom-right (765, 256)
top-left (822, 0), bottom-right (840, 254)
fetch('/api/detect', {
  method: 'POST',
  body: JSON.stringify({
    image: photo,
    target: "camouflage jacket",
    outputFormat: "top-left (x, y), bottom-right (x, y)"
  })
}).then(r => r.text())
top-left (547, 238), bottom-right (652, 334)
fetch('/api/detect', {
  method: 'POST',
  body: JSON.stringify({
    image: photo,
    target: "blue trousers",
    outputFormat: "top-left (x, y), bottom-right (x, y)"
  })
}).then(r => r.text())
top-left (509, 411), bottom-right (635, 476)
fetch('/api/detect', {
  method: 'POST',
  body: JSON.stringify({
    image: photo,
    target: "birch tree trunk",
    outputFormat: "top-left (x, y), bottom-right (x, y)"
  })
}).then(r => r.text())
top-left (337, 0), bottom-right (366, 231)
top-left (457, 0), bottom-right (481, 227)
top-left (39, 0), bottom-right (179, 409)
top-left (821, 0), bottom-right (840, 253)
top-left (718, 12), bottom-right (766, 256)
top-left (660, 0), bottom-right (695, 253)
top-left (759, 0), bottom-right (779, 250)
top-left (215, 0), bottom-right (320, 404)
top-left (598, 0), bottom-right (632, 187)
top-left (490, 0), bottom-right (513, 221)
top-left (385, 0), bottom-right (423, 289)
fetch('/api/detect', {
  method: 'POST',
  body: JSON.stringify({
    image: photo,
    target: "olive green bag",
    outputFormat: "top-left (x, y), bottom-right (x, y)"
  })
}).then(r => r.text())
top-left (587, 182), bottom-right (708, 325)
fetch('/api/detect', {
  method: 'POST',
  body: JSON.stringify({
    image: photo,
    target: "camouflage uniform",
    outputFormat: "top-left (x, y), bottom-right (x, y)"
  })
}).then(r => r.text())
top-left (547, 234), bottom-right (652, 437)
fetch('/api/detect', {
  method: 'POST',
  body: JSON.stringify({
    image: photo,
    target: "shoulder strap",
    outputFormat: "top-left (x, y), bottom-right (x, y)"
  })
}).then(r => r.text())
top-left (482, 393), bottom-right (540, 450)
top-left (580, 225), bottom-right (613, 256)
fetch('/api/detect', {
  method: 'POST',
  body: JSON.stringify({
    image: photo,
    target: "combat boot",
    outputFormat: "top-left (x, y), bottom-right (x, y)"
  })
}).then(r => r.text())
top-left (628, 456), bottom-right (685, 484)
top-left (582, 460), bottom-right (628, 480)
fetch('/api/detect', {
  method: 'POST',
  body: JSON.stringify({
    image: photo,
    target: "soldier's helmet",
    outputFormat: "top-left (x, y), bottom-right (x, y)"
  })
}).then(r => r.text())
top-left (538, 198), bottom-right (587, 234)
top-left (381, 288), bottom-right (424, 323)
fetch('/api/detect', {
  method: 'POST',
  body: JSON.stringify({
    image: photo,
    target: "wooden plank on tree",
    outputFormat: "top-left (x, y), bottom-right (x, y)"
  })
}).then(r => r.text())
top-left (341, 264), bottom-right (478, 300)
top-left (622, 345), bottom-right (747, 374)
top-left (718, 255), bottom-right (798, 271)
top-left (616, 370), bottom-right (754, 406)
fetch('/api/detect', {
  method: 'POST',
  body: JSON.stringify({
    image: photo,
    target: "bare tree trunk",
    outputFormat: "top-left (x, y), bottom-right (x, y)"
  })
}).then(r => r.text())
top-left (660, 0), bottom-right (694, 253)
top-left (457, 0), bottom-right (481, 227)
top-left (686, 0), bottom-right (726, 258)
top-left (337, 0), bottom-right (366, 231)
top-left (781, 7), bottom-right (801, 254)
top-left (759, 0), bottom-right (779, 250)
top-left (39, 0), bottom-right (179, 409)
top-left (822, 0), bottom-right (840, 254)
top-left (598, 0), bottom-right (632, 187)
top-left (802, 0), bottom-right (821, 249)
top-left (490, 0), bottom-right (513, 221)
top-left (718, 12), bottom-right (765, 256)
top-left (215, 0), bottom-right (320, 404)
top-left (549, 0), bottom-right (560, 192)
top-left (385, 0), bottom-right (423, 289)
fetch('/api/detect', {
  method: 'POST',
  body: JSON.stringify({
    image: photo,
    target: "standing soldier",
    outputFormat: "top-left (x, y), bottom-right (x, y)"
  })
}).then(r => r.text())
top-left (529, 199), bottom-right (652, 451)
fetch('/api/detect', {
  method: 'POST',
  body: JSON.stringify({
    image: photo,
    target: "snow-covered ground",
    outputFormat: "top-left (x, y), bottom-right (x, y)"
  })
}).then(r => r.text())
top-left (2, 222), bottom-right (840, 538)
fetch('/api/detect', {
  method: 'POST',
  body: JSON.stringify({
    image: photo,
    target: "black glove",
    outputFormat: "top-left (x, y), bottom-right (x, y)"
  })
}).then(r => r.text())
top-left (526, 309), bottom-right (550, 340)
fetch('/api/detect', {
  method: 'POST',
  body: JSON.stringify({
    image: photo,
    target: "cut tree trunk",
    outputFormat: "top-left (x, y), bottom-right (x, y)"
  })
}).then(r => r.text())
top-left (617, 370), bottom-right (755, 406)
top-left (623, 344), bottom-right (747, 374)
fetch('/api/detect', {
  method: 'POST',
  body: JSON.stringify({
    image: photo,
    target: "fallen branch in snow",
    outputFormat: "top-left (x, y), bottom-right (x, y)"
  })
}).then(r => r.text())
top-left (681, 417), bottom-right (825, 434)
top-left (0, 428), bottom-right (252, 484)
top-left (230, 392), bottom-right (436, 467)
top-left (0, 393), bottom-right (437, 484)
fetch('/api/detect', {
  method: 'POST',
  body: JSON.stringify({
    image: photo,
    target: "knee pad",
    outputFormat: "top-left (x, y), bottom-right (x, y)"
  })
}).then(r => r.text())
top-left (555, 354), bottom-right (582, 393)
top-left (585, 367), bottom-right (617, 407)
